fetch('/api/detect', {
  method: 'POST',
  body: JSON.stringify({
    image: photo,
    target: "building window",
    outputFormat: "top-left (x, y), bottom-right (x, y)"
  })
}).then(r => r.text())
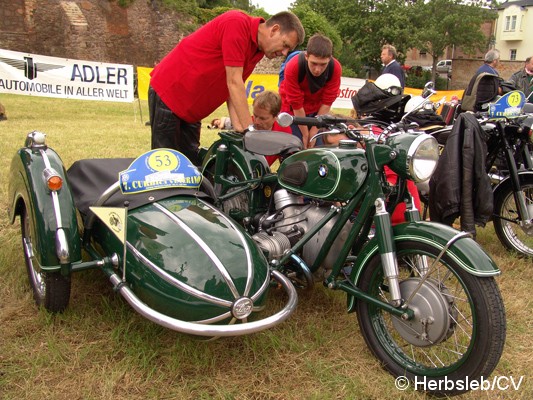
top-left (505, 15), bottom-right (517, 31)
top-left (510, 49), bottom-right (517, 61)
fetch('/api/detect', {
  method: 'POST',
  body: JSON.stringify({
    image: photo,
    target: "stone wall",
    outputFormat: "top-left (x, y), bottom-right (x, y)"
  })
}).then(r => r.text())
top-left (0, 0), bottom-right (188, 66)
top-left (450, 59), bottom-right (523, 90)
top-left (0, 0), bottom-right (281, 73)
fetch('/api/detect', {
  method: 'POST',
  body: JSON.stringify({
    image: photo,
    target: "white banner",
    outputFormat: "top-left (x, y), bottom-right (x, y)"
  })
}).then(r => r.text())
top-left (0, 49), bottom-right (134, 102)
top-left (332, 77), bottom-right (366, 109)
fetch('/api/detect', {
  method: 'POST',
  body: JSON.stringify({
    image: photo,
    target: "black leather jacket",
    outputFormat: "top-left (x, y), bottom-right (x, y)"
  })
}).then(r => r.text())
top-left (428, 113), bottom-right (493, 237)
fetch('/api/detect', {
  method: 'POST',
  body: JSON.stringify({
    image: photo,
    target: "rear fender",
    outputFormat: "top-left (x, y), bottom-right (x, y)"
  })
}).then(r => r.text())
top-left (8, 134), bottom-right (81, 271)
top-left (201, 135), bottom-right (270, 181)
top-left (347, 221), bottom-right (500, 312)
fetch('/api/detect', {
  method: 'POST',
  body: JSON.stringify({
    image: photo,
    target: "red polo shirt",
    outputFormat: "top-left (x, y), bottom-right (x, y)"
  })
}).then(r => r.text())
top-left (279, 56), bottom-right (342, 114)
top-left (150, 11), bottom-right (265, 122)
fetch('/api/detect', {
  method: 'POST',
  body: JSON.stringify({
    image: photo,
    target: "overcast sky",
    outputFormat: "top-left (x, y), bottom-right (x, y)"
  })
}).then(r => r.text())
top-left (252, 0), bottom-right (290, 15)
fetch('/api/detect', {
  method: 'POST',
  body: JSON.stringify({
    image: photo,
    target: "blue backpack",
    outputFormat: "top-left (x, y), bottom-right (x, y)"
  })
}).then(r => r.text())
top-left (278, 51), bottom-right (301, 87)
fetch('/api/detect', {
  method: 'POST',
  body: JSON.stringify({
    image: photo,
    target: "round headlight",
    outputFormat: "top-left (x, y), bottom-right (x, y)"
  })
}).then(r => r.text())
top-left (387, 133), bottom-right (439, 182)
top-left (407, 134), bottom-right (439, 182)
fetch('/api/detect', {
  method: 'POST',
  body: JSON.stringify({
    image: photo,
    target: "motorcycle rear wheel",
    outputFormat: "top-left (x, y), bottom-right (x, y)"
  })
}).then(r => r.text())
top-left (493, 174), bottom-right (533, 258)
top-left (21, 205), bottom-right (71, 312)
top-left (356, 241), bottom-right (506, 396)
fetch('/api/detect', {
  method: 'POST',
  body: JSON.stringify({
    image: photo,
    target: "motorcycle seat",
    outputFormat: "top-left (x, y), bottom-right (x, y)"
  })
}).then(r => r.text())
top-left (244, 130), bottom-right (303, 157)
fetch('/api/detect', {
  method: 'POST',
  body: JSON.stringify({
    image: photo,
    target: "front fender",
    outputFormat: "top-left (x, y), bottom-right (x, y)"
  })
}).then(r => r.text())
top-left (8, 140), bottom-right (81, 271)
top-left (492, 170), bottom-right (533, 199)
top-left (347, 221), bottom-right (499, 313)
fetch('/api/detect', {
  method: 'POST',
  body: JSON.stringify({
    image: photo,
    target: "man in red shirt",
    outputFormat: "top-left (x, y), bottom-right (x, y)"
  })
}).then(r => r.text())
top-left (279, 33), bottom-right (342, 149)
top-left (149, 10), bottom-right (304, 165)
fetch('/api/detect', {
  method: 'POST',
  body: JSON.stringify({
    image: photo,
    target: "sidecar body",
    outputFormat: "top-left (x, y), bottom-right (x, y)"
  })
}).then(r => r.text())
top-left (7, 132), bottom-right (296, 336)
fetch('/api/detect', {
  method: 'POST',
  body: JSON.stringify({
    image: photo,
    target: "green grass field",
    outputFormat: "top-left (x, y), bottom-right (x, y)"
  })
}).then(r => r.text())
top-left (0, 93), bottom-right (532, 399)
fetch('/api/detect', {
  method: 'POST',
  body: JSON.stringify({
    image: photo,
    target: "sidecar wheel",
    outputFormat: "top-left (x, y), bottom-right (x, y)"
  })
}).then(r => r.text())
top-left (21, 206), bottom-right (71, 313)
top-left (355, 241), bottom-right (506, 396)
top-left (493, 174), bottom-right (533, 258)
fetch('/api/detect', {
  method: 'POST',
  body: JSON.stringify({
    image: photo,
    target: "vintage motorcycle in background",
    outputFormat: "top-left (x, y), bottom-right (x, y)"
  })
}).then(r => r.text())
top-left (353, 79), bottom-right (533, 258)
top-left (418, 92), bottom-right (533, 257)
top-left (199, 112), bottom-right (506, 395)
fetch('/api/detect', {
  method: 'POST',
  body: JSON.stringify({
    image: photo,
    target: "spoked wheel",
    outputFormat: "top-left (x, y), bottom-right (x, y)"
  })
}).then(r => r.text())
top-left (493, 175), bottom-right (533, 258)
top-left (21, 206), bottom-right (71, 312)
top-left (356, 241), bottom-right (506, 396)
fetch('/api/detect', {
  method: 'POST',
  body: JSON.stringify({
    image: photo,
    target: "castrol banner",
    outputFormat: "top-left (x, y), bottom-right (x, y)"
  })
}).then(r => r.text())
top-left (0, 48), bottom-right (134, 102)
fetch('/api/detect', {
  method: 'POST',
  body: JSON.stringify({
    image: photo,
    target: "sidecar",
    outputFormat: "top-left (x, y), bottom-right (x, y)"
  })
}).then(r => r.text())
top-left (7, 131), bottom-right (297, 336)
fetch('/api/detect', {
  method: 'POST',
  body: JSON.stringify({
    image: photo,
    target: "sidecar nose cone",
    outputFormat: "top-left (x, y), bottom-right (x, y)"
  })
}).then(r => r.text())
top-left (232, 297), bottom-right (254, 320)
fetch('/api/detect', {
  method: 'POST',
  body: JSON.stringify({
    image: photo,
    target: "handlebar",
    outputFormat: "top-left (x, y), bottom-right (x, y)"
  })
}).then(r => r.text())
top-left (277, 112), bottom-right (356, 128)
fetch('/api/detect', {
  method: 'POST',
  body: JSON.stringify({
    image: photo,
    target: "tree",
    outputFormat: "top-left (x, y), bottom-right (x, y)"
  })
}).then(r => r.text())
top-left (409, 0), bottom-right (496, 81)
top-left (292, 0), bottom-right (496, 80)
top-left (290, 4), bottom-right (343, 56)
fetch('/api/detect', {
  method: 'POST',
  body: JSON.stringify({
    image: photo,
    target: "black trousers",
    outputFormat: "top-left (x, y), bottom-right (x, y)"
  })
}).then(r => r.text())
top-left (148, 86), bottom-right (202, 166)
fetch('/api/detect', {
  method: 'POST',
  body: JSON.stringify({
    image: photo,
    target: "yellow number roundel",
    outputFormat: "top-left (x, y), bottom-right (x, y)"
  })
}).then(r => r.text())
top-left (507, 92), bottom-right (521, 107)
top-left (147, 150), bottom-right (179, 172)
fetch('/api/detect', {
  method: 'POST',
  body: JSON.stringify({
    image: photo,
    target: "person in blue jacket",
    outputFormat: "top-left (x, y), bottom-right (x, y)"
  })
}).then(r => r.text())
top-left (476, 49), bottom-right (501, 76)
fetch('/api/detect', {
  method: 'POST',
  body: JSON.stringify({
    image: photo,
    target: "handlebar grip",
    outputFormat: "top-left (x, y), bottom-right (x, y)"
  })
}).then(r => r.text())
top-left (291, 115), bottom-right (329, 127)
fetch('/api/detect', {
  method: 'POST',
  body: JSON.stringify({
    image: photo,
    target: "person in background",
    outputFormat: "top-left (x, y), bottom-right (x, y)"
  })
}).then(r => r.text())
top-left (279, 33), bottom-right (342, 149)
top-left (476, 49), bottom-right (501, 76)
top-left (251, 91), bottom-right (291, 166)
top-left (506, 56), bottom-right (533, 102)
top-left (148, 10), bottom-right (304, 165)
top-left (380, 44), bottom-right (405, 88)
top-left (208, 116), bottom-right (233, 130)
top-left (0, 101), bottom-right (7, 121)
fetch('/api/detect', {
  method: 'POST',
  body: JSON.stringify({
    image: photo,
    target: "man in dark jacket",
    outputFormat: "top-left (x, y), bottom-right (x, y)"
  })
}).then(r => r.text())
top-left (428, 113), bottom-right (493, 238)
top-left (507, 56), bottom-right (533, 103)
top-left (380, 44), bottom-right (405, 88)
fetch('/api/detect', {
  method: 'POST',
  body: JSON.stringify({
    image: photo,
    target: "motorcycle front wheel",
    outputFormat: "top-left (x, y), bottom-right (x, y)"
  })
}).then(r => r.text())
top-left (493, 174), bottom-right (533, 258)
top-left (356, 240), bottom-right (506, 396)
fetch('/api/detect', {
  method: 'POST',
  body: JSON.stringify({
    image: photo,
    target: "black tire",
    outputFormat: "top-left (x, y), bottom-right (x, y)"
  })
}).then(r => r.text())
top-left (21, 205), bottom-right (71, 312)
top-left (493, 174), bottom-right (533, 258)
top-left (356, 240), bottom-right (506, 396)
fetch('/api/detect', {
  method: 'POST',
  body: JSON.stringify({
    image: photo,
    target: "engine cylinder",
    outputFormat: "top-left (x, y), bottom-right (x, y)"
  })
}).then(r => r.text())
top-left (252, 231), bottom-right (292, 260)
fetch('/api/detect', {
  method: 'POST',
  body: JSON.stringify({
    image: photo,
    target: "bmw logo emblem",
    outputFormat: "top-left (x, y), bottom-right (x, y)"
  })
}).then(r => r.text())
top-left (318, 164), bottom-right (328, 178)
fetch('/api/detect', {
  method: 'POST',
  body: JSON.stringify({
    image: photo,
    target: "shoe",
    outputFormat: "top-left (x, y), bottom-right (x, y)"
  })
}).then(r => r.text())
top-left (0, 114), bottom-right (7, 121)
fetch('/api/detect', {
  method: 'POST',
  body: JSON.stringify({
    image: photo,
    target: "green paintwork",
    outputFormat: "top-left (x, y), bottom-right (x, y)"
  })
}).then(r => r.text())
top-left (202, 135), bottom-right (275, 220)
top-left (91, 197), bottom-right (270, 322)
top-left (8, 146), bottom-right (81, 271)
top-left (386, 133), bottom-right (439, 181)
top-left (277, 147), bottom-right (368, 201)
top-left (346, 220), bottom-right (500, 313)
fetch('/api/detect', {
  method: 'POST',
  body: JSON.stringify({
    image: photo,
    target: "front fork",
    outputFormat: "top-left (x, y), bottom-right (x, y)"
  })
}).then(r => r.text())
top-left (500, 125), bottom-right (533, 226)
top-left (374, 193), bottom-right (430, 307)
top-left (374, 198), bottom-right (403, 307)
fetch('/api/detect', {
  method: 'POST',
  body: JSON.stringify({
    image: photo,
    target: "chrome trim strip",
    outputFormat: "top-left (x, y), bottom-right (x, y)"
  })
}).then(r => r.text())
top-left (127, 243), bottom-right (232, 308)
top-left (154, 202), bottom-right (242, 299)
top-left (200, 200), bottom-right (258, 297)
top-left (109, 269), bottom-right (298, 336)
